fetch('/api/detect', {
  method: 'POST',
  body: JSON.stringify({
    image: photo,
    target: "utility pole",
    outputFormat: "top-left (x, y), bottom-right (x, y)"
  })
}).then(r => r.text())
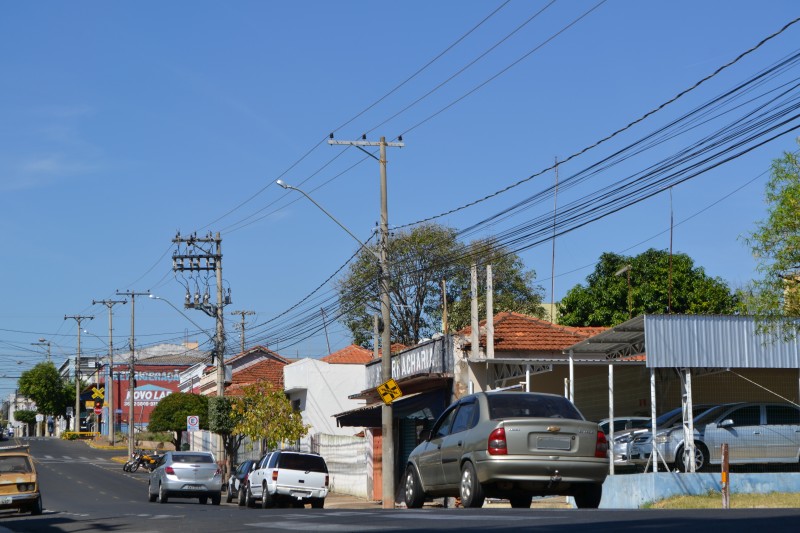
top-left (64, 315), bottom-right (94, 432)
top-left (172, 232), bottom-right (227, 401)
top-left (92, 298), bottom-right (127, 445)
top-left (320, 308), bottom-right (331, 356)
top-left (329, 134), bottom-right (403, 508)
top-left (230, 310), bottom-right (255, 354)
top-left (31, 339), bottom-right (51, 362)
top-left (116, 290), bottom-right (149, 456)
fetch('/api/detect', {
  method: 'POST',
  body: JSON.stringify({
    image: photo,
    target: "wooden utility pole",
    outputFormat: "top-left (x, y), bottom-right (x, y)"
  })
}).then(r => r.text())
top-left (328, 134), bottom-right (403, 509)
top-left (64, 315), bottom-right (94, 432)
top-left (116, 290), bottom-right (149, 456)
top-left (92, 298), bottom-right (126, 446)
top-left (230, 309), bottom-right (255, 354)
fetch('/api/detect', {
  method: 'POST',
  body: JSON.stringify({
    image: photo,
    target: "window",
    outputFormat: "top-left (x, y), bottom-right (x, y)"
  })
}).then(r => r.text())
top-left (489, 394), bottom-right (583, 420)
top-left (278, 453), bottom-right (328, 473)
top-left (726, 406), bottom-right (761, 426)
top-left (0, 456), bottom-right (32, 473)
top-left (766, 405), bottom-right (800, 425)
top-left (173, 454), bottom-right (213, 464)
top-left (450, 402), bottom-right (477, 434)
top-left (432, 407), bottom-right (458, 439)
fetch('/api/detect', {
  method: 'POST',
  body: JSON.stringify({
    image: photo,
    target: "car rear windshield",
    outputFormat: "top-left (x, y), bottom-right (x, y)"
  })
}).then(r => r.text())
top-left (488, 394), bottom-right (583, 420)
top-left (173, 454), bottom-right (214, 464)
top-left (278, 453), bottom-right (328, 473)
top-left (0, 455), bottom-right (32, 473)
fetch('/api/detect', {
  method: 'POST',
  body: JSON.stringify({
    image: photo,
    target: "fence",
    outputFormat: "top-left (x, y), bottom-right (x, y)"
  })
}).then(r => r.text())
top-left (311, 433), bottom-right (369, 499)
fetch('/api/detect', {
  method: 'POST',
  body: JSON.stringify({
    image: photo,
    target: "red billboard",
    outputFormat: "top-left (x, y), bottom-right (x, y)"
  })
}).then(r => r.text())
top-left (104, 364), bottom-right (188, 428)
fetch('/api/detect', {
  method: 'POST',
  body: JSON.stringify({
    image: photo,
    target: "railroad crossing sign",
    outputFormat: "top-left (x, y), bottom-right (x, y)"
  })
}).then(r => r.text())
top-left (91, 387), bottom-right (105, 400)
top-left (377, 378), bottom-right (402, 405)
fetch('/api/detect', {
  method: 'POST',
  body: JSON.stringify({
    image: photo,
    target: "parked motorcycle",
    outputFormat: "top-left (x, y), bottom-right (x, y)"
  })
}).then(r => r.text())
top-left (123, 449), bottom-right (161, 472)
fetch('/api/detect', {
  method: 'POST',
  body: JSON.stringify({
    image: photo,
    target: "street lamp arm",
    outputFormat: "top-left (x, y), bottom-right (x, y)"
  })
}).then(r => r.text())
top-left (276, 180), bottom-right (379, 260)
top-left (149, 295), bottom-right (216, 344)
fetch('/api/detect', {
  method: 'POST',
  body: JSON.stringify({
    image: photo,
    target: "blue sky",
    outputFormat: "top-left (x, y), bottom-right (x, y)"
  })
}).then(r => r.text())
top-left (2, 1), bottom-right (800, 398)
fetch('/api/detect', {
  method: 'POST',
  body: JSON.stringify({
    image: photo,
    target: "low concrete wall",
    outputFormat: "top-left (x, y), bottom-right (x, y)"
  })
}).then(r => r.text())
top-left (601, 472), bottom-right (800, 508)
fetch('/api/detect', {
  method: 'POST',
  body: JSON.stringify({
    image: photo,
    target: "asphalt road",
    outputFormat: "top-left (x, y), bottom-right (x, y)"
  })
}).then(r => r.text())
top-left (2, 437), bottom-right (800, 532)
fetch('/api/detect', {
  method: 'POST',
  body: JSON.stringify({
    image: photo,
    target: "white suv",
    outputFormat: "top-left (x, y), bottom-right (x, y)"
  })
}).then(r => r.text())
top-left (246, 451), bottom-right (329, 509)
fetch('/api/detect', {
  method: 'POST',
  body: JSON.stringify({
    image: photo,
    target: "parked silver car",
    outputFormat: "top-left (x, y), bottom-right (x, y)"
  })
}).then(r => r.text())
top-left (632, 402), bottom-right (800, 471)
top-left (403, 391), bottom-right (609, 509)
top-left (147, 451), bottom-right (222, 505)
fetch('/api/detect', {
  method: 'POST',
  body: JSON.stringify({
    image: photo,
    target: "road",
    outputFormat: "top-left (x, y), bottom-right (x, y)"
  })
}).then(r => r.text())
top-left (1, 437), bottom-right (799, 532)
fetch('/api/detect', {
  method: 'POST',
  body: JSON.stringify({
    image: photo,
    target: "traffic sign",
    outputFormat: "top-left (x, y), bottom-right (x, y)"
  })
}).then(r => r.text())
top-left (94, 405), bottom-right (102, 415)
top-left (377, 378), bottom-right (403, 405)
top-left (187, 415), bottom-right (200, 432)
top-left (92, 387), bottom-right (105, 400)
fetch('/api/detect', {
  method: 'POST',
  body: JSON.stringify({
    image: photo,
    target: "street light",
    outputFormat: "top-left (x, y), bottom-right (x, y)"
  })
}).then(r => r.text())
top-left (149, 295), bottom-right (216, 348)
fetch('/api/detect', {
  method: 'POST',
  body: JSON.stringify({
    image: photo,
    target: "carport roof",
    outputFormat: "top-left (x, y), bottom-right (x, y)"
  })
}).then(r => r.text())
top-left (565, 315), bottom-right (800, 369)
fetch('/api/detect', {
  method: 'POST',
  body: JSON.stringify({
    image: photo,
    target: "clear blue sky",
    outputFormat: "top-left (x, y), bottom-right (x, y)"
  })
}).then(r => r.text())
top-left (2, 1), bottom-right (799, 398)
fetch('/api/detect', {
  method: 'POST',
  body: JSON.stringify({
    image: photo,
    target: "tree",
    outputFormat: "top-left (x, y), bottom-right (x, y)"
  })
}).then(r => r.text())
top-left (742, 142), bottom-right (800, 338)
top-left (18, 362), bottom-right (73, 416)
top-left (558, 248), bottom-right (740, 327)
top-left (14, 410), bottom-right (37, 435)
top-left (209, 396), bottom-right (245, 477)
top-left (337, 223), bottom-right (544, 345)
top-left (148, 392), bottom-right (209, 451)
top-left (231, 381), bottom-right (308, 451)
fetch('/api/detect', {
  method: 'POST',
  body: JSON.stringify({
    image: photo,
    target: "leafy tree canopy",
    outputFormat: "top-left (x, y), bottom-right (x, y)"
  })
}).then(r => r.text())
top-left (337, 223), bottom-right (544, 345)
top-left (558, 248), bottom-right (740, 327)
top-left (148, 392), bottom-right (209, 450)
top-left (14, 410), bottom-right (37, 425)
top-left (742, 142), bottom-right (800, 338)
top-left (18, 362), bottom-right (73, 416)
top-left (231, 381), bottom-right (307, 451)
top-left (209, 396), bottom-right (245, 469)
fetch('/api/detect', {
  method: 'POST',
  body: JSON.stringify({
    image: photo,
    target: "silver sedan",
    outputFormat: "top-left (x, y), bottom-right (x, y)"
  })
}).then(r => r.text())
top-left (147, 451), bottom-right (223, 505)
top-left (403, 391), bottom-right (608, 509)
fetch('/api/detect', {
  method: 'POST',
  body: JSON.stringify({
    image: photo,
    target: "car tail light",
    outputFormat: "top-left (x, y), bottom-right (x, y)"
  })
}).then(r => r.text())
top-left (324, 475), bottom-right (329, 487)
top-left (271, 470), bottom-right (278, 482)
top-left (243, 472), bottom-right (249, 482)
top-left (165, 466), bottom-right (175, 475)
top-left (488, 427), bottom-right (507, 455)
top-left (214, 468), bottom-right (221, 477)
top-left (595, 430), bottom-right (608, 458)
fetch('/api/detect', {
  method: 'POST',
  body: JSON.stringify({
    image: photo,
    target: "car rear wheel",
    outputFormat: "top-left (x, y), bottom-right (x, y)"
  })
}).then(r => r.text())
top-left (509, 494), bottom-right (531, 508)
top-left (29, 495), bottom-right (43, 515)
top-left (403, 466), bottom-right (425, 509)
top-left (200, 496), bottom-right (208, 505)
top-left (237, 485), bottom-right (246, 507)
top-left (211, 493), bottom-right (221, 505)
top-left (158, 483), bottom-right (169, 504)
top-left (261, 483), bottom-right (274, 508)
top-left (310, 497), bottom-right (324, 509)
top-left (459, 462), bottom-right (485, 508)
top-left (574, 483), bottom-right (602, 508)
top-left (148, 483), bottom-right (157, 502)
top-left (226, 483), bottom-right (234, 503)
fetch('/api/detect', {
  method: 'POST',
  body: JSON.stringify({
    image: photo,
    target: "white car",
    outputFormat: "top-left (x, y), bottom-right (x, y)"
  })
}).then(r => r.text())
top-left (245, 451), bottom-right (329, 509)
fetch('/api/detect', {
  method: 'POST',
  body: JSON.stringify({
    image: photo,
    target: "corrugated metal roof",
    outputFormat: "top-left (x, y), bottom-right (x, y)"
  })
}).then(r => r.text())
top-left (645, 315), bottom-right (800, 368)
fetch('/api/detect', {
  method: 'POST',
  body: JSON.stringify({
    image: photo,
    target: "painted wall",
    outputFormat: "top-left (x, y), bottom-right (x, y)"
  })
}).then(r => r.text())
top-left (105, 363), bottom-right (188, 429)
top-left (284, 358), bottom-right (368, 450)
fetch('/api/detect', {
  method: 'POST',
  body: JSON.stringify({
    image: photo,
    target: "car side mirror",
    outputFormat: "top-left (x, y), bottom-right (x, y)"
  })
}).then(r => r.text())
top-left (718, 419), bottom-right (734, 428)
top-left (419, 429), bottom-right (432, 442)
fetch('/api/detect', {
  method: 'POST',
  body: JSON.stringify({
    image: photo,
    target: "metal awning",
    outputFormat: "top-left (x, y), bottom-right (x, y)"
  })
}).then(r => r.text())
top-left (335, 387), bottom-right (449, 428)
top-left (564, 315), bottom-right (645, 360)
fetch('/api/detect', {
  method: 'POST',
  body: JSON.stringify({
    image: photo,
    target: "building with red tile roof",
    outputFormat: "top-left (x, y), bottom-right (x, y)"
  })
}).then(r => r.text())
top-left (322, 344), bottom-right (373, 365)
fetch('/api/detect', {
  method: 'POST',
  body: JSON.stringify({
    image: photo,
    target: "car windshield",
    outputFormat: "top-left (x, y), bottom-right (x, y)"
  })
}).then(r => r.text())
top-left (488, 394), bottom-right (583, 420)
top-left (0, 455), bottom-right (32, 473)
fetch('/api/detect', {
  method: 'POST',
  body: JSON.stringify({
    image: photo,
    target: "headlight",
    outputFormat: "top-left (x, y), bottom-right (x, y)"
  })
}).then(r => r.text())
top-left (17, 483), bottom-right (35, 492)
top-left (654, 434), bottom-right (670, 444)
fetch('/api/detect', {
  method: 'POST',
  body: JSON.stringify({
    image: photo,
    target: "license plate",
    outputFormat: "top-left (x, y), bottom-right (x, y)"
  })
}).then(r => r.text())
top-left (537, 436), bottom-right (571, 450)
top-left (185, 484), bottom-right (203, 490)
top-left (291, 491), bottom-right (311, 498)
top-left (1, 497), bottom-right (12, 505)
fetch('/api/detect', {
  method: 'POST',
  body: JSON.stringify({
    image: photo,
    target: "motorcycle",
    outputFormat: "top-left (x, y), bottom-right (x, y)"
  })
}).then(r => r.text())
top-left (123, 449), bottom-right (161, 472)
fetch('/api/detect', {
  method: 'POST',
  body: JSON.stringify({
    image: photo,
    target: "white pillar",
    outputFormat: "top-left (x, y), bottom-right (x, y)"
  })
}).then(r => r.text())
top-left (568, 350), bottom-right (575, 402)
top-left (608, 363), bottom-right (615, 475)
top-left (650, 367), bottom-right (658, 473)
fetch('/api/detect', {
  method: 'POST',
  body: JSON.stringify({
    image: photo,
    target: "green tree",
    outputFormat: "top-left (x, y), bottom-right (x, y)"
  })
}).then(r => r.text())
top-left (742, 143), bottom-right (800, 338)
top-left (18, 362), bottom-right (73, 416)
top-left (231, 381), bottom-right (307, 451)
top-left (14, 410), bottom-right (37, 435)
top-left (209, 396), bottom-right (245, 477)
top-left (337, 223), bottom-right (544, 345)
top-left (148, 393), bottom-right (209, 451)
top-left (558, 249), bottom-right (740, 327)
